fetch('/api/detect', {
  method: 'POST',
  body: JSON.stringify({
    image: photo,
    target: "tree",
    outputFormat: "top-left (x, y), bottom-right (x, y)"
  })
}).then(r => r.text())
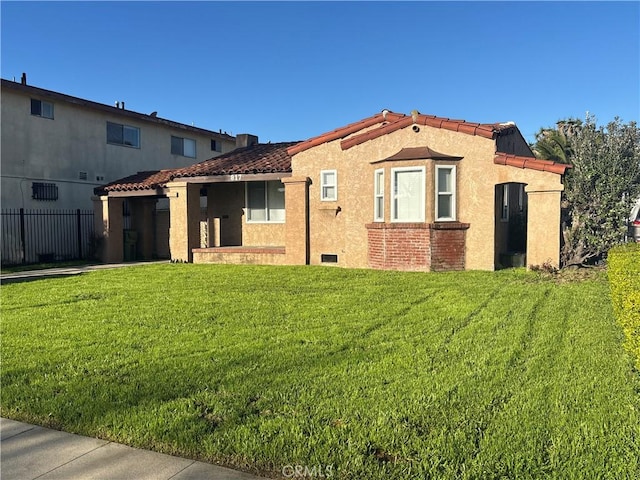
top-left (532, 119), bottom-right (581, 164)
top-left (534, 115), bottom-right (640, 267)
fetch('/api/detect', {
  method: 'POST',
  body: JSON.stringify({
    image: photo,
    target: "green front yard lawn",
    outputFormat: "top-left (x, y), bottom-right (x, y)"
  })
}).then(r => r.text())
top-left (1, 265), bottom-right (638, 479)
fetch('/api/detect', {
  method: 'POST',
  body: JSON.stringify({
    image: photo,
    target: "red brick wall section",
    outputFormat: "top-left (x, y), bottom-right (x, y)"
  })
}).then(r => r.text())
top-left (367, 223), bottom-right (431, 271)
top-left (430, 223), bottom-right (469, 271)
top-left (366, 222), bottom-right (470, 272)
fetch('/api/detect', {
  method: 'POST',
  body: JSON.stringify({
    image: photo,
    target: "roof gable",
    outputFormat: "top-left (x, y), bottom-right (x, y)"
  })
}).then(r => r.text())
top-left (288, 110), bottom-right (518, 156)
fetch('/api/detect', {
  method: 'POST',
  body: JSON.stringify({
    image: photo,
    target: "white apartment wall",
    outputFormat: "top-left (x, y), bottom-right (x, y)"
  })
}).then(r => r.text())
top-left (1, 84), bottom-right (236, 211)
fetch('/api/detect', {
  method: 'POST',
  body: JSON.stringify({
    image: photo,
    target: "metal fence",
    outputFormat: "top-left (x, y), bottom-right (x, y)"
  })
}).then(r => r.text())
top-left (1, 208), bottom-right (95, 265)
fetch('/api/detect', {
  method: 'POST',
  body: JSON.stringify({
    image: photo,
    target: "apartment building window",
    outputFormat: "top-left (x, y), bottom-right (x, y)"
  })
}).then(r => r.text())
top-left (32, 182), bottom-right (58, 201)
top-left (31, 99), bottom-right (54, 119)
top-left (211, 139), bottom-right (222, 152)
top-left (320, 170), bottom-right (337, 201)
top-left (107, 122), bottom-right (140, 148)
top-left (435, 165), bottom-right (456, 221)
top-left (391, 167), bottom-right (425, 222)
top-left (374, 169), bottom-right (384, 221)
top-left (171, 136), bottom-right (196, 158)
top-left (246, 181), bottom-right (285, 222)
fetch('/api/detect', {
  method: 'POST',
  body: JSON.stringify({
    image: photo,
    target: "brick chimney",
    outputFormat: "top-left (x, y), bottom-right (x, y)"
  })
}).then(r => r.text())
top-left (236, 134), bottom-right (258, 149)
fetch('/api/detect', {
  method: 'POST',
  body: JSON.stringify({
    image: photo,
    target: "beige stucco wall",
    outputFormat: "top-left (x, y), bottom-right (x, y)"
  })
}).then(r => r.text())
top-left (243, 221), bottom-right (286, 247)
top-left (166, 182), bottom-right (201, 262)
top-left (92, 196), bottom-right (124, 263)
top-left (193, 249), bottom-right (287, 265)
top-left (1, 84), bottom-right (235, 211)
top-left (292, 124), bottom-right (565, 270)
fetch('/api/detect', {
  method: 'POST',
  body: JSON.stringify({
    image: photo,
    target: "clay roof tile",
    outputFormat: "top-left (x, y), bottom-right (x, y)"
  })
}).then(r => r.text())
top-left (494, 152), bottom-right (570, 175)
top-left (96, 142), bottom-right (298, 194)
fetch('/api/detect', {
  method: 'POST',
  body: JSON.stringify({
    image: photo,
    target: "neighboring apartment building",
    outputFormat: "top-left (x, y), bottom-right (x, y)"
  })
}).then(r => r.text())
top-left (0, 76), bottom-right (236, 264)
top-left (1, 76), bottom-right (236, 211)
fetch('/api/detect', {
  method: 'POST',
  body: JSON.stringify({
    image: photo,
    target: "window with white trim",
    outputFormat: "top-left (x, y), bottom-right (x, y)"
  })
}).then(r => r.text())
top-left (391, 167), bottom-right (425, 222)
top-left (171, 136), bottom-right (196, 158)
top-left (31, 99), bottom-right (54, 119)
top-left (320, 170), bottom-right (337, 201)
top-left (107, 122), bottom-right (140, 148)
top-left (246, 181), bottom-right (285, 222)
top-left (435, 165), bottom-right (456, 221)
top-left (500, 184), bottom-right (509, 221)
top-left (374, 169), bottom-right (384, 221)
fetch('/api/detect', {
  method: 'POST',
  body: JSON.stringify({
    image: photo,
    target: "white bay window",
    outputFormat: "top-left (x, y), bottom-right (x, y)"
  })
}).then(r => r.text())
top-left (374, 169), bottom-right (384, 221)
top-left (435, 165), bottom-right (456, 221)
top-left (391, 167), bottom-right (425, 222)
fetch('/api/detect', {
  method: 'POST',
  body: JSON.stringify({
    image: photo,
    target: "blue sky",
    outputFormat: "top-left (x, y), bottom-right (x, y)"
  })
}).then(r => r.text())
top-left (2, 1), bottom-right (638, 144)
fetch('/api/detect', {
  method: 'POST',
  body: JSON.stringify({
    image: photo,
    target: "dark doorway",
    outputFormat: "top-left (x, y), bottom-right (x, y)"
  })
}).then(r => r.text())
top-left (495, 183), bottom-right (527, 269)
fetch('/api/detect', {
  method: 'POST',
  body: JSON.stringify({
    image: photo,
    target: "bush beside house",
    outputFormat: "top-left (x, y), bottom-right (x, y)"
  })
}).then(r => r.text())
top-left (608, 243), bottom-right (640, 371)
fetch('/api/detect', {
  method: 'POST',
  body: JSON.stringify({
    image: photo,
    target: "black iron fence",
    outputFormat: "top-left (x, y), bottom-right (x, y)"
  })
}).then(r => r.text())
top-left (1, 208), bottom-right (95, 265)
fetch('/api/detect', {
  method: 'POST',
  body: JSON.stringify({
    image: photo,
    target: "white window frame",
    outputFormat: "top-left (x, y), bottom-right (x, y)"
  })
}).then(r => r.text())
top-left (107, 121), bottom-right (140, 148)
top-left (31, 99), bottom-right (54, 119)
top-left (211, 139), bottom-right (222, 152)
top-left (320, 170), bottom-right (337, 201)
top-left (246, 181), bottom-right (286, 223)
top-left (171, 136), bottom-right (197, 158)
top-left (391, 166), bottom-right (425, 223)
top-left (374, 169), bottom-right (384, 222)
top-left (435, 165), bottom-right (457, 221)
top-left (500, 184), bottom-right (510, 222)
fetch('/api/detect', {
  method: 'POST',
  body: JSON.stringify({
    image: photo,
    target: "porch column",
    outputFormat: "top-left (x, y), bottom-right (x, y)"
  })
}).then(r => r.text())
top-left (166, 182), bottom-right (201, 262)
top-left (525, 186), bottom-right (564, 269)
top-left (130, 198), bottom-right (156, 260)
top-left (282, 176), bottom-right (310, 265)
top-left (92, 195), bottom-right (124, 263)
top-left (206, 186), bottom-right (221, 247)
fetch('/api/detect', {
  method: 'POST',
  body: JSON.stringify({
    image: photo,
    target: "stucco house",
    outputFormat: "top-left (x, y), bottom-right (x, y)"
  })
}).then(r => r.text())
top-left (94, 110), bottom-right (569, 271)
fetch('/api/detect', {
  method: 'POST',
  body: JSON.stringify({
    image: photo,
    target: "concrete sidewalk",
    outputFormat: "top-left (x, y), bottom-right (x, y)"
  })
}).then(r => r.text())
top-left (0, 261), bottom-right (169, 285)
top-left (1, 418), bottom-right (268, 480)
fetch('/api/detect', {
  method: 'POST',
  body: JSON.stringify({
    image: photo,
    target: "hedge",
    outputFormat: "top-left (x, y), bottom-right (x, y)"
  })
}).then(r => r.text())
top-left (608, 242), bottom-right (640, 372)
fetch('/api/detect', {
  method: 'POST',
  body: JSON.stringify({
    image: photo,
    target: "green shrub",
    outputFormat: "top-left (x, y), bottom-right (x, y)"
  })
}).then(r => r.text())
top-left (608, 243), bottom-right (640, 371)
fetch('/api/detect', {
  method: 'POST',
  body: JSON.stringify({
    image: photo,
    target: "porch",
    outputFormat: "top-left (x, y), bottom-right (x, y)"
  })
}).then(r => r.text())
top-left (93, 140), bottom-right (309, 266)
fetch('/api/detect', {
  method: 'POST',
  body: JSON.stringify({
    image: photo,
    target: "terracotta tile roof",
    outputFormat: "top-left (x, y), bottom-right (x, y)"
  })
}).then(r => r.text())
top-left (95, 142), bottom-right (298, 194)
top-left (288, 110), bottom-right (517, 155)
top-left (371, 146), bottom-right (463, 164)
top-left (494, 152), bottom-right (571, 175)
top-left (287, 111), bottom-right (405, 156)
top-left (174, 142), bottom-right (297, 178)
top-left (342, 114), bottom-right (516, 150)
top-left (96, 169), bottom-right (177, 194)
